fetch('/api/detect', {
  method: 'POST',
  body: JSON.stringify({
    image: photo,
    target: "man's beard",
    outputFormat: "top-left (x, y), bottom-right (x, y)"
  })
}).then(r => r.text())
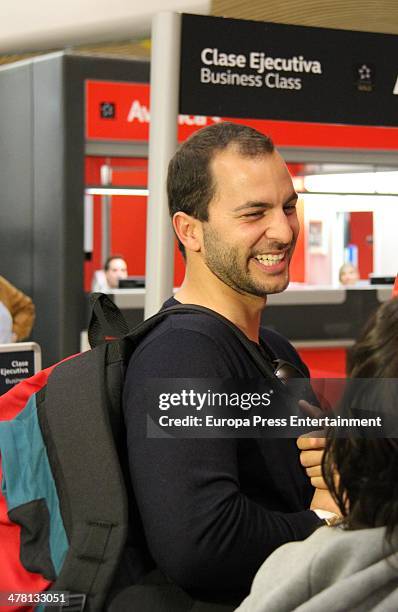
top-left (202, 225), bottom-right (290, 297)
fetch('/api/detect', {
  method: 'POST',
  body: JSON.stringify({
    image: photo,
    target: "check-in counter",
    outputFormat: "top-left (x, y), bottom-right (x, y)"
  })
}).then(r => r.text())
top-left (86, 285), bottom-right (393, 376)
top-left (263, 284), bottom-right (391, 340)
top-left (264, 285), bottom-right (391, 375)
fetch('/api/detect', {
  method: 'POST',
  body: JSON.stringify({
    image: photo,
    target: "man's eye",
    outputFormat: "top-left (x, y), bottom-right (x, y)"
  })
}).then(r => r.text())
top-left (242, 211), bottom-right (264, 218)
top-left (284, 205), bottom-right (297, 215)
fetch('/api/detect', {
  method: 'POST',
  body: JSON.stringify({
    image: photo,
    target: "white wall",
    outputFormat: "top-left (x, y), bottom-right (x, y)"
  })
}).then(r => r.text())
top-left (373, 198), bottom-right (398, 276)
top-left (0, 1), bottom-right (210, 52)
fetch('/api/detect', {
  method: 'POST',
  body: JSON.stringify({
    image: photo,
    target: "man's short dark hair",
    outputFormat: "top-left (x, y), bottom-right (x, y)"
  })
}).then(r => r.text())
top-left (104, 254), bottom-right (126, 271)
top-left (167, 122), bottom-right (274, 256)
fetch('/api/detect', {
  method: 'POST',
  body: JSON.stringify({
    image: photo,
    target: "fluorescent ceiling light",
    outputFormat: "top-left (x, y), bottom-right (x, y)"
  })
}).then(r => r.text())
top-left (85, 187), bottom-right (149, 196)
top-left (304, 171), bottom-right (398, 194)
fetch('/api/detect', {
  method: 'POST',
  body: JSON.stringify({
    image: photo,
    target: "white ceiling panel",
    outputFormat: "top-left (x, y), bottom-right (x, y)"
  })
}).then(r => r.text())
top-left (0, 0), bottom-right (210, 52)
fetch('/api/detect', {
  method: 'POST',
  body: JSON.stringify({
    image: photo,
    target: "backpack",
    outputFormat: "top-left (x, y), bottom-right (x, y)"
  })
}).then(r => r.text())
top-left (0, 294), bottom-right (278, 612)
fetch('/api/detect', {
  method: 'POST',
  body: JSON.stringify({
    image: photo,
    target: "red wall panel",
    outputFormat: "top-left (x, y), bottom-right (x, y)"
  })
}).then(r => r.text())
top-left (288, 197), bottom-right (305, 283)
top-left (349, 211), bottom-right (373, 279)
top-left (297, 347), bottom-right (347, 378)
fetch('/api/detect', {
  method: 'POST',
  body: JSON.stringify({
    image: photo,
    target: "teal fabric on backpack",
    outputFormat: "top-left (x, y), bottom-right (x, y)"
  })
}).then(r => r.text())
top-left (0, 394), bottom-right (68, 574)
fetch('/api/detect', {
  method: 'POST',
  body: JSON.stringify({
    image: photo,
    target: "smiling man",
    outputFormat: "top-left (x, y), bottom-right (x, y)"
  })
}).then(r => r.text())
top-left (121, 123), bottom-right (333, 609)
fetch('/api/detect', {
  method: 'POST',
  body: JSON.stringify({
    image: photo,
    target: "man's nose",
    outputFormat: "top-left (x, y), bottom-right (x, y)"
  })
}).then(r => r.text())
top-left (263, 209), bottom-right (293, 245)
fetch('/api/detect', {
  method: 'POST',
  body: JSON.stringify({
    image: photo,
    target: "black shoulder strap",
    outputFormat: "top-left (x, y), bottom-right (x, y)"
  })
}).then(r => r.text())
top-left (125, 303), bottom-right (277, 380)
top-left (88, 292), bottom-right (129, 348)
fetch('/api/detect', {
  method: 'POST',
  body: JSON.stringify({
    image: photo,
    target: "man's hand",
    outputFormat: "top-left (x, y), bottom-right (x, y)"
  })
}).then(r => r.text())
top-left (297, 433), bottom-right (341, 516)
top-left (297, 433), bottom-right (328, 489)
top-left (297, 397), bottom-right (328, 489)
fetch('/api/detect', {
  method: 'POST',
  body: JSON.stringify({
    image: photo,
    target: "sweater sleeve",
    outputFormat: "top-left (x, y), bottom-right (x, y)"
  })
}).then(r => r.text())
top-left (123, 328), bottom-right (321, 596)
top-left (0, 277), bottom-right (35, 340)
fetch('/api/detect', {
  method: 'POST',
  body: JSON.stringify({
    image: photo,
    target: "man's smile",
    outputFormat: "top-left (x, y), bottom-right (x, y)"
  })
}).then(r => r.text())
top-left (254, 252), bottom-right (286, 265)
top-left (252, 251), bottom-right (289, 272)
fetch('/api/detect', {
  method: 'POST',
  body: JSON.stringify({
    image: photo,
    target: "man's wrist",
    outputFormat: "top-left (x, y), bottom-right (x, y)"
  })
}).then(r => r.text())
top-left (312, 508), bottom-right (340, 526)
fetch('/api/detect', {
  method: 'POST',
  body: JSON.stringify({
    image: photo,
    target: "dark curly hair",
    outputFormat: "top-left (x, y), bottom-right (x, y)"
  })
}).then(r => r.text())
top-left (167, 122), bottom-right (274, 257)
top-left (322, 298), bottom-right (398, 539)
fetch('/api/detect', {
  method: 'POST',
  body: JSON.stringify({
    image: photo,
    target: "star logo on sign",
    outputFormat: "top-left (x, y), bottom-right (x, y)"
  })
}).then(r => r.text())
top-left (358, 64), bottom-right (371, 80)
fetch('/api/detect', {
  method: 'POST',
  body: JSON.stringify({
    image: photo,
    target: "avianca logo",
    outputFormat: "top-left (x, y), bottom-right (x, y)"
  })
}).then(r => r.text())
top-left (126, 99), bottom-right (221, 126)
top-left (127, 100), bottom-right (150, 123)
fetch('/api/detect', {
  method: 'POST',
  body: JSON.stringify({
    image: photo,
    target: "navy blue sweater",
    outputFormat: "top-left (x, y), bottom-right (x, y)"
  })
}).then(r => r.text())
top-left (123, 298), bottom-right (320, 600)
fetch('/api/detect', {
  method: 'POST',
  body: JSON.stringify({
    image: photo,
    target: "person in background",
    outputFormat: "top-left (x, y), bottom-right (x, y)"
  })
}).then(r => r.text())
top-left (92, 255), bottom-right (128, 292)
top-left (0, 275), bottom-right (35, 343)
top-left (339, 263), bottom-right (360, 286)
top-left (236, 297), bottom-right (398, 612)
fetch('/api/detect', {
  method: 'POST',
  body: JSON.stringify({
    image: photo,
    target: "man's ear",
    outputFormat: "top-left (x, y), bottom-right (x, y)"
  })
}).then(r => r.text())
top-left (173, 212), bottom-right (202, 253)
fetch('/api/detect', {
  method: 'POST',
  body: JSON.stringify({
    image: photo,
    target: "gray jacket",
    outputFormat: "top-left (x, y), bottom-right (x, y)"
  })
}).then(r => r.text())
top-left (236, 525), bottom-right (398, 612)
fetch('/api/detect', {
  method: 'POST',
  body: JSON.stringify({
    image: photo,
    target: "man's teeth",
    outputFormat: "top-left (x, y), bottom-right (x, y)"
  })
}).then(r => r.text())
top-left (255, 253), bottom-right (285, 266)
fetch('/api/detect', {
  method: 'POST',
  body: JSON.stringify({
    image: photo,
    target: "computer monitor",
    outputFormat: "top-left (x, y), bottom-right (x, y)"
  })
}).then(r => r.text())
top-left (369, 275), bottom-right (395, 285)
top-left (118, 276), bottom-right (145, 289)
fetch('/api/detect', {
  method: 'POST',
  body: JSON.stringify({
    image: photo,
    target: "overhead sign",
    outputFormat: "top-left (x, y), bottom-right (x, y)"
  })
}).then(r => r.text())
top-left (85, 80), bottom-right (398, 150)
top-left (180, 14), bottom-right (398, 127)
top-left (85, 80), bottom-right (222, 142)
top-left (0, 343), bottom-right (41, 395)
